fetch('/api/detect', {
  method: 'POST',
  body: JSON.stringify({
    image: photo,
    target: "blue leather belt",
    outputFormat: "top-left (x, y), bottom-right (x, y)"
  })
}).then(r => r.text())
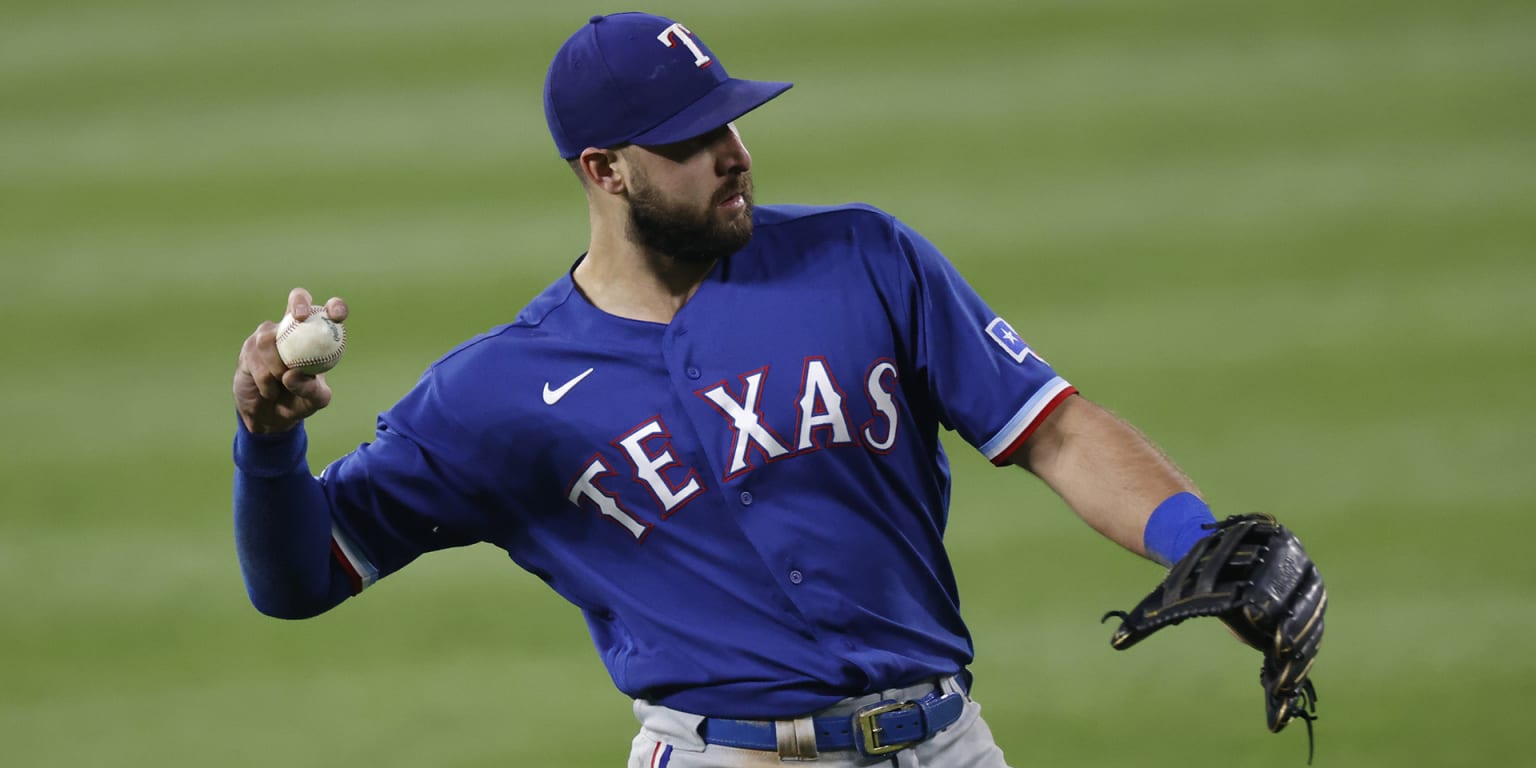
top-left (699, 675), bottom-right (970, 757)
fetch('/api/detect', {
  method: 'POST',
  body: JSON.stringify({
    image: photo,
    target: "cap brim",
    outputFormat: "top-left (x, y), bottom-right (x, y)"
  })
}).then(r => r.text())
top-left (628, 78), bottom-right (792, 148)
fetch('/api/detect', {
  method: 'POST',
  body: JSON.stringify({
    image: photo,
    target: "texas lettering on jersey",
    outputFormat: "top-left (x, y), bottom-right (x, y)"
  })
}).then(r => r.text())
top-left (565, 354), bottom-right (901, 541)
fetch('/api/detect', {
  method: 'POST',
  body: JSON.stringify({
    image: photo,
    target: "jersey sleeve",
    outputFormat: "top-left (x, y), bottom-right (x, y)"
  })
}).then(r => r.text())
top-left (879, 214), bottom-right (1077, 466)
top-left (316, 365), bottom-right (508, 591)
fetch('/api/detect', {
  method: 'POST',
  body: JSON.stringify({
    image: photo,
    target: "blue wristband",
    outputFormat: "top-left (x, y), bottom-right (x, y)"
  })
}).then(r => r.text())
top-left (1143, 492), bottom-right (1217, 567)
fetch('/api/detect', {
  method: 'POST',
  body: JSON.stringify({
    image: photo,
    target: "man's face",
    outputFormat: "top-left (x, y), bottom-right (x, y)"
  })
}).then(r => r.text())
top-left (622, 124), bottom-right (755, 265)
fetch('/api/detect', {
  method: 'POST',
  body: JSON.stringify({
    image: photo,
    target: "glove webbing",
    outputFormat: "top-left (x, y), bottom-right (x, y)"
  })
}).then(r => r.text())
top-left (1171, 515), bottom-right (1262, 602)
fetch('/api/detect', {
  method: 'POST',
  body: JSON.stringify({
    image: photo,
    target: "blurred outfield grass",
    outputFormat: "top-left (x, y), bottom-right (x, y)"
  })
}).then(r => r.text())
top-left (2, 0), bottom-right (1533, 765)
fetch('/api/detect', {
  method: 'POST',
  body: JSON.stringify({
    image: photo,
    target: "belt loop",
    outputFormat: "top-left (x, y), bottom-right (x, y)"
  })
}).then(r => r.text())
top-left (955, 669), bottom-right (974, 698)
top-left (775, 716), bottom-right (819, 761)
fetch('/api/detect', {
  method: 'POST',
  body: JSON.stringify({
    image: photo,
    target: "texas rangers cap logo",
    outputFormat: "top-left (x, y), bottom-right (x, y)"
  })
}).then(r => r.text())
top-left (986, 317), bottom-right (1040, 364)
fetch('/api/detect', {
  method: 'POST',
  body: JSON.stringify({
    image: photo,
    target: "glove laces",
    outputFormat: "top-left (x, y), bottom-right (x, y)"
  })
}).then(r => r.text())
top-left (1289, 683), bottom-right (1318, 765)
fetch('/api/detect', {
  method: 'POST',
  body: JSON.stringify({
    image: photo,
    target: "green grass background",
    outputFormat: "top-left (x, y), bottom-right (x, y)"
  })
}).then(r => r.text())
top-left (3, 0), bottom-right (1532, 765)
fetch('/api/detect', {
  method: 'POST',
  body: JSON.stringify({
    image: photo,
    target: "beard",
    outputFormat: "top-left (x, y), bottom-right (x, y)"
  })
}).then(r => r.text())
top-left (626, 172), bottom-right (755, 265)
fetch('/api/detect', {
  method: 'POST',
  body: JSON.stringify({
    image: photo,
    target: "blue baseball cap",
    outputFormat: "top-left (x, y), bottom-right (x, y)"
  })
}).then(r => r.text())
top-left (544, 12), bottom-right (793, 159)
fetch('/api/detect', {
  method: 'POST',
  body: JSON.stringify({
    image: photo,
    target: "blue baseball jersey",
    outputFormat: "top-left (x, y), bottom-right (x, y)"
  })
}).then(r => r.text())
top-left (317, 203), bottom-right (1075, 717)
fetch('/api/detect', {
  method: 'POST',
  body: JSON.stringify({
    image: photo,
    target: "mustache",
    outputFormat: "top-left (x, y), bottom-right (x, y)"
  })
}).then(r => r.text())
top-left (714, 174), bottom-right (753, 206)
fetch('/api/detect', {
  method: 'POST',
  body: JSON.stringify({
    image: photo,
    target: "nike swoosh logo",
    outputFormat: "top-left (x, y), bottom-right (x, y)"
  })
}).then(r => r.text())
top-left (542, 367), bottom-right (594, 405)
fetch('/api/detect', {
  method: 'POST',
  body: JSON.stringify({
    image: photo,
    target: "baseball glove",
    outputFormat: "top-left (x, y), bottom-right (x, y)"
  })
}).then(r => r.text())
top-left (1102, 514), bottom-right (1326, 761)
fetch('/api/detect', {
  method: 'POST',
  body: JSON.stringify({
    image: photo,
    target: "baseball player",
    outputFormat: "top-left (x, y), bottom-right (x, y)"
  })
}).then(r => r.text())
top-left (232, 12), bottom-right (1246, 767)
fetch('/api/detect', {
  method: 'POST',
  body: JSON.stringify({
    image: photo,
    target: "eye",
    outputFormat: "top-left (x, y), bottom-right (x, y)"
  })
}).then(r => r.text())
top-left (652, 125), bottom-right (731, 162)
top-left (696, 125), bottom-right (733, 145)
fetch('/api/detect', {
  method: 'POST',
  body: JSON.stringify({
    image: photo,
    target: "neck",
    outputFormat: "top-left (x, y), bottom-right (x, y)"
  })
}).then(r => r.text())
top-left (572, 219), bottom-right (716, 324)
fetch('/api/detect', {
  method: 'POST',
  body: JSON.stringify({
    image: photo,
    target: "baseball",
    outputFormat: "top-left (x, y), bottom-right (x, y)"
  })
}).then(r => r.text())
top-left (275, 305), bottom-right (346, 374)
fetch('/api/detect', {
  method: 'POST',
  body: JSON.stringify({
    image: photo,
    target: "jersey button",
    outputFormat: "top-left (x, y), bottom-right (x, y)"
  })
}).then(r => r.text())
top-left (739, 491), bottom-right (753, 506)
top-left (789, 569), bottom-right (804, 585)
top-left (686, 366), bottom-right (701, 379)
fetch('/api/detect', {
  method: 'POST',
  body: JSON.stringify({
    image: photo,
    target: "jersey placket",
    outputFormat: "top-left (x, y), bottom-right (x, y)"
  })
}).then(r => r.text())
top-left (660, 289), bottom-right (865, 672)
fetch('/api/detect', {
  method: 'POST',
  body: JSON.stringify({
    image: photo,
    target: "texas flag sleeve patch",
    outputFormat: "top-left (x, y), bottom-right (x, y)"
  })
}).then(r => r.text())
top-left (986, 317), bottom-right (1034, 363)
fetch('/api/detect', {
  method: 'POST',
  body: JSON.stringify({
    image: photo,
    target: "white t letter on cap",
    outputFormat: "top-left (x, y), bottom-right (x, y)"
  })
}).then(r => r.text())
top-left (657, 23), bottom-right (712, 68)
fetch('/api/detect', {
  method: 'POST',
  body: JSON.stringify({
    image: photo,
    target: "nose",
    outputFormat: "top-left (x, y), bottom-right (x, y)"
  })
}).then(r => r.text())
top-left (714, 124), bottom-right (751, 176)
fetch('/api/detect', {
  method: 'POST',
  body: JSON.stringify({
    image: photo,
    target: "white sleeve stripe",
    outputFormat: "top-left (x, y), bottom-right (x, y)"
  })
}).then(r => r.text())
top-left (331, 523), bottom-right (379, 590)
top-left (980, 377), bottom-right (1074, 460)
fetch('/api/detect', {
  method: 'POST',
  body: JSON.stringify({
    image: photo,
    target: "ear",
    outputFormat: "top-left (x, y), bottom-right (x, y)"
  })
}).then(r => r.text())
top-left (577, 148), bottom-right (626, 194)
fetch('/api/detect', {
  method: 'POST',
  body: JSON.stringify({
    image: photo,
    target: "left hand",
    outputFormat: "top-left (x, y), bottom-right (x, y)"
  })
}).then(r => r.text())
top-left (1101, 514), bottom-right (1327, 750)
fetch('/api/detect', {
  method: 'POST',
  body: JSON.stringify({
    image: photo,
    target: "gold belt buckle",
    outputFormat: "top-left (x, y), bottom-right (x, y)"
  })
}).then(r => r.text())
top-left (854, 700), bottom-right (919, 756)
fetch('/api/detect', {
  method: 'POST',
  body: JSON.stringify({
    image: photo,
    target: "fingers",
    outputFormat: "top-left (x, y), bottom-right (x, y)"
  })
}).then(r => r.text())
top-left (285, 287), bottom-right (347, 322)
top-left (281, 369), bottom-right (332, 404)
top-left (288, 287), bottom-right (315, 320)
top-left (241, 322), bottom-right (289, 401)
top-left (324, 296), bottom-right (348, 323)
top-left (286, 290), bottom-right (349, 325)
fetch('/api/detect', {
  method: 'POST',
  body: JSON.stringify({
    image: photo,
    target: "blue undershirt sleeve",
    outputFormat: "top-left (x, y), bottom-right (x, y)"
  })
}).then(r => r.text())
top-left (232, 417), bottom-right (355, 619)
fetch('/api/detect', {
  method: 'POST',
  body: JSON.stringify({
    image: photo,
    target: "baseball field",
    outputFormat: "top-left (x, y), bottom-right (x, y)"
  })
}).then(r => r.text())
top-left (3, 0), bottom-right (1532, 765)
